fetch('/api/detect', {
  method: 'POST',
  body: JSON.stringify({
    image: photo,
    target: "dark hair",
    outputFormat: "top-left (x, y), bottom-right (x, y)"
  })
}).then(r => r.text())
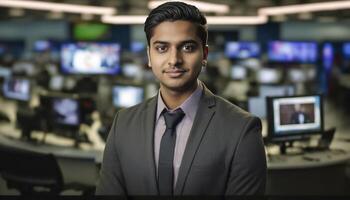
top-left (144, 1), bottom-right (207, 47)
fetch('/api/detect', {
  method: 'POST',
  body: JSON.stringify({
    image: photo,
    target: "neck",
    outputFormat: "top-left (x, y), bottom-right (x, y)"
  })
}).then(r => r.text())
top-left (160, 81), bottom-right (199, 110)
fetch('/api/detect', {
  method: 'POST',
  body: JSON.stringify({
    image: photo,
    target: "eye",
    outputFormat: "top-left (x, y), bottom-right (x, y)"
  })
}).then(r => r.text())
top-left (182, 43), bottom-right (197, 52)
top-left (155, 45), bottom-right (168, 53)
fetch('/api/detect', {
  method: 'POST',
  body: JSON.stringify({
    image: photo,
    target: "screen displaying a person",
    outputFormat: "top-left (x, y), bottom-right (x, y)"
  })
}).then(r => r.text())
top-left (96, 1), bottom-right (266, 196)
top-left (290, 104), bottom-right (311, 124)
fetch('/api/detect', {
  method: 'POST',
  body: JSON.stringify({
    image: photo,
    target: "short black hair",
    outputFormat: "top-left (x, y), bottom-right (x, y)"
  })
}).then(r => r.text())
top-left (144, 1), bottom-right (207, 47)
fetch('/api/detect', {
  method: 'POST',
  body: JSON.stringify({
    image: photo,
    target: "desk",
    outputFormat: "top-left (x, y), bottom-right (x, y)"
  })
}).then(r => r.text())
top-left (0, 122), bottom-right (104, 188)
top-left (1, 117), bottom-right (350, 195)
top-left (266, 140), bottom-right (350, 195)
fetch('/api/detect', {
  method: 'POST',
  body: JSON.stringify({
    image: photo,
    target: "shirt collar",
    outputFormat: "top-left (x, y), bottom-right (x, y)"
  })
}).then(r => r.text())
top-left (156, 80), bottom-right (203, 121)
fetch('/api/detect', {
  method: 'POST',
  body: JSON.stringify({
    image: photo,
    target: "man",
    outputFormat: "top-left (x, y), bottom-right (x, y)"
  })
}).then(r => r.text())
top-left (290, 104), bottom-right (311, 124)
top-left (96, 1), bottom-right (266, 196)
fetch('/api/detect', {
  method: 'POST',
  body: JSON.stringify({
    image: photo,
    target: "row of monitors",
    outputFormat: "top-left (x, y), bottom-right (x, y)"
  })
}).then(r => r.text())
top-left (231, 65), bottom-right (316, 83)
top-left (1, 77), bottom-right (147, 109)
top-left (225, 41), bottom-right (350, 62)
top-left (0, 41), bottom-right (345, 76)
top-left (1, 76), bottom-right (324, 144)
top-left (42, 93), bottom-right (325, 144)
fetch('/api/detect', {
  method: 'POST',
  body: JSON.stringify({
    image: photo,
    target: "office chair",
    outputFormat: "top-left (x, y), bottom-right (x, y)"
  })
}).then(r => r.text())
top-left (0, 145), bottom-right (95, 195)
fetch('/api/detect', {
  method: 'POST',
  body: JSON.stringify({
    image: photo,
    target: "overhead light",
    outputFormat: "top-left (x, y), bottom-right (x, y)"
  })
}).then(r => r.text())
top-left (259, 0), bottom-right (350, 16)
top-left (0, 0), bottom-right (116, 15)
top-left (102, 15), bottom-right (267, 25)
top-left (148, 0), bottom-right (230, 14)
top-left (102, 15), bottom-right (147, 24)
top-left (206, 15), bottom-right (267, 25)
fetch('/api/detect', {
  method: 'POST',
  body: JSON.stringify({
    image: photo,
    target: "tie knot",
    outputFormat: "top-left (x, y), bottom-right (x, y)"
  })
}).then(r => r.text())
top-left (163, 109), bottom-right (185, 130)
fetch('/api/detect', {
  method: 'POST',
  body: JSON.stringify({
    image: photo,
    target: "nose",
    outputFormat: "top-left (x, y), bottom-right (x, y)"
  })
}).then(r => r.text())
top-left (168, 47), bottom-right (183, 67)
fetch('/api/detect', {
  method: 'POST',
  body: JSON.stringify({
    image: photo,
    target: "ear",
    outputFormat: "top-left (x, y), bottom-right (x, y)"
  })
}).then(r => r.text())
top-left (203, 45), bottom-right (209, 65)
top-left (147, 46), bottom-right (152, 68)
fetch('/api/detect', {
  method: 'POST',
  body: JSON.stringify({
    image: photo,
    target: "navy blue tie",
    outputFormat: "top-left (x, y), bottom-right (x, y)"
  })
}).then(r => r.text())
top-left (158, 108), bottom-right (185, 195)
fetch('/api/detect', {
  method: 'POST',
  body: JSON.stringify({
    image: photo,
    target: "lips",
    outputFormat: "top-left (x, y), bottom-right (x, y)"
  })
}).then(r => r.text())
top-left (163, 68), bottom-right (187, 78)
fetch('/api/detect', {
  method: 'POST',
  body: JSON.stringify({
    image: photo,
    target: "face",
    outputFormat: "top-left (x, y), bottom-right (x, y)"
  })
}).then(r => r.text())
top-left (147, 20), bottom-right (208, 93)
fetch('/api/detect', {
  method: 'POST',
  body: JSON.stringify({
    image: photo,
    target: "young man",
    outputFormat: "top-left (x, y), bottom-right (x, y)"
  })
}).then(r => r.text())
top-left (96, 1), bottom-right (266, 196)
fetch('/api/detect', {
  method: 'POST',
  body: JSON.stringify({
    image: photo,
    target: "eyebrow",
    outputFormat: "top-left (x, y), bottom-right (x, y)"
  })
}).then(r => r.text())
top-left (152, 39), bottom-right (199, 46)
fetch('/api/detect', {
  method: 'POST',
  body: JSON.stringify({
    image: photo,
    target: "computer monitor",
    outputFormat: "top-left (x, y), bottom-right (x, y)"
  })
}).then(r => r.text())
top-left (256, 68), bottom-right (282, 84)
top-left (343, 42), bottom-right (350, 59)
top-left (2, 77), bottom-right (31, 102)
top-left (231, 65), bottom-right (247, 80)
top-left (122, 63), bottom-right (143, 79)
top-left (288, 68), bottom-right (307, 83)
top-left (225, 42), bottom-right (260, 59)
top-left (248, 85), bottom-right (295, 119)
top-left (33, 40), bottom-right (51, 52)
top-left (112, 85), bottom-right (144, 108)
top-left (52, 97), bottom-right (80, 126)
top-left (0, 66), bottom-right (11, 79)
top-left (268, 41), bottom-right (318, 63)
top-left (60, 42), bottom-right (121, 75)
top-left (130, 41), bottom-right (146, 53)
top-left (266, 95), bottom-right (324, 144)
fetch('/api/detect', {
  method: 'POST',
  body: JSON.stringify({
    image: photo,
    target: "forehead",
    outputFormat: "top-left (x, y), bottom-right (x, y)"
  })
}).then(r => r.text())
top-left (150, 20), bottom-right (201, 44)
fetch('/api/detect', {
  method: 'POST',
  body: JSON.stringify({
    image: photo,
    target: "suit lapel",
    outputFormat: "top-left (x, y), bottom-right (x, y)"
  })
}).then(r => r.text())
top-left (142, 96), bottom-right (159, 194)
top-left (174, 85), bottom-right (216, 195)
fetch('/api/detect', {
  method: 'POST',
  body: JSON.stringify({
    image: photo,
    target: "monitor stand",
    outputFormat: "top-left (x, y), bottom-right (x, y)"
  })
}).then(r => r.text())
top-left (279, 141), bottom-right (303, 155)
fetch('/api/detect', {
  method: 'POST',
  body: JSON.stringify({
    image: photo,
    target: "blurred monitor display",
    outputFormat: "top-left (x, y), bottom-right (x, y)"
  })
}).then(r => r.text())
top-left (267, 95), bottom-right (323, 142)
top-left (225, 42), bottom-right (260, 59)
top-left (0, 66), bottom-right (11, 79)
top-left (2, 77), bottom-right (30, 101)
top-left (248, 85), bottom-right (295, 119)
top-left (288, 68), bottom-right (307, 83)
top-left (231, 65), bottom-right (247, 80)
top-left (49, 75), bottom-right (64, 91)
top-left (256, 68), bottom-right (282, 84)
top-left (343, 42), bottom-right (350, 59)
top-left (0, 40), bottom-right (25, 58)
top-left (323, 43), bottom-right (334, 70)
top-left (130, 41), bottom-right (146, 53)
top-left (33, 40), bottom-right (51, 52)
top-left (61, 42), bottom-right (121, 75)
top-left (113, 85), bottom-right (144, 108)
top-left (73, 23), bottom-right (110, 41)
top-left (268, 41), bottom-right (318, 63)
top-left (52, 97), bottom-right (80, 126)
top-left (122, 64), bottom-right (143, 78)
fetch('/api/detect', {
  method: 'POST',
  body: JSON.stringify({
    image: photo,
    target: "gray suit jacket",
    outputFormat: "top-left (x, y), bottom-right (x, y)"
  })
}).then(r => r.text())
top-left (96, 85), bottom-right (266, 195)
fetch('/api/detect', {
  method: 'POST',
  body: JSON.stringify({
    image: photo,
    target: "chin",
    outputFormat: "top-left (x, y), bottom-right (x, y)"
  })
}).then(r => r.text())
top-left (162, 80), bottom-right (197, 92)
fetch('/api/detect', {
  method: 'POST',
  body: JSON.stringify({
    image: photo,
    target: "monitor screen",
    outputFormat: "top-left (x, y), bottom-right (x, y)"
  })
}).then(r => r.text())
top-left (73, 23), bottom-right (110, 41)
top-left (248, 85), bottom-right (295, 119)
top-left (112, 85), bottom-right (144, 108)
top-left (288, 68), bottom-right (307, 83)
top-left (2, 77), bottom-right (30, 101)
top-left (268, 41), bottom-right (318, 63)
top-left (267, 95), bottom-right (323, 142)
top-left (231, 65), bottom-right (247, 80)
top-left (52, 97), bottom-right (80, 126)
top-left (122, 64), bottom-right (143, 78)
top-left (0, 66), bottom-right (11, 79)
top-left (130, 41), bottom-right (146, 53)
top-left (225, 42), bottom-right (260, 59)
top-left (33, 40), bottom-right (51, 52)
top-left (256, 68), bottom-right (282, 84)
top-left (61, 42), bottom-right (121, 75)
top-left (343, 42), bottom-right (350, 59)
